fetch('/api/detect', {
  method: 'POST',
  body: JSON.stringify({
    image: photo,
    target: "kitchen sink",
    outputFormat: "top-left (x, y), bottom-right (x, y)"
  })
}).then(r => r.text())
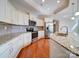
top-left (56, 32), bottom-right (67, 37)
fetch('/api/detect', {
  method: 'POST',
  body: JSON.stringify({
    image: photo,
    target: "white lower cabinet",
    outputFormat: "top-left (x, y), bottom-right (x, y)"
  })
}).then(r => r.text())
top-left (9, 35), bottom-right (24, 58)
top-left (0, 43), bottom-right (13, 58)
top-left (0, 33), bottom-right (32, 58)
top-left (0, 36), bottom-right (22, 58)
top-left (38, 31), bottom-right (44, 38)
top-left (23, 33), bottom-right (32, 47)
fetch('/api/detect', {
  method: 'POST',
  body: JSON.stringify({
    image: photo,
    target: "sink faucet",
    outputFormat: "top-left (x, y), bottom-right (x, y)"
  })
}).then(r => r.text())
top-left (60, 26), bottom-right (68, 36)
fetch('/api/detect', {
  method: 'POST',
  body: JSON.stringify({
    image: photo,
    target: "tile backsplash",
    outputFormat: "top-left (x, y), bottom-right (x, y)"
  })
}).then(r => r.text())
top-left (0, 24), bottom-right (27, 36)
top-left (0, 22), bottom-right (44, 36)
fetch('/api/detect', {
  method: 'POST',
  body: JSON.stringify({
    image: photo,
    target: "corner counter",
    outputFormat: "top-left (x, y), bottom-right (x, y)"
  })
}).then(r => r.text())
top-left (0, 32), bottom-right (32, 58)
top-left (50, 33), bottom-right (79, 57)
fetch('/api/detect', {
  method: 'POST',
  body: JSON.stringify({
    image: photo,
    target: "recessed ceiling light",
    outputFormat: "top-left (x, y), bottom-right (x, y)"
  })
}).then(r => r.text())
top-left (70, 45), bottom-right (74, 49)
top-left (42, 0), bottom-right (45, 2)
top-left (4, 26), bottom-right (7, 30)
top-left (75, 12), bottom-right (79, 16)
top-left (47, 8), bottom-right (50, 10)
top-left (71, 16), bottom-right (75, 20)
top-left (57, 0), bottom-right (60, 3)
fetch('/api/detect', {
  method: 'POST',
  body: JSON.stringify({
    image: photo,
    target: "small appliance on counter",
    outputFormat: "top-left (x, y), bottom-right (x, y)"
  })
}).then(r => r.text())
top-left (26, 20), bottom-right (38, 41)
top-left (26, 27), bottom-right (34, 32)
top-left (29, 20), bottom-right (36, 26)
top-left (26, 26), bottom-right (38, 40)
top-left (26, 27), bottom-right (38, 39)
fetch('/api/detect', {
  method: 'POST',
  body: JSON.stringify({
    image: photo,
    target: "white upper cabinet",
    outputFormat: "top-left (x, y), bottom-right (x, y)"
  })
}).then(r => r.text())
top-left (24, 13), bottom-right (29, 25)
top-left (11, 8), bottom-right (18, 24)
top-left (30, 14), bottom-right (44, 26)
top-left (5, 0), bottom-right (13, 23)
top-left (0, 0), bottom-right (7, 22)
top-left (0, 0), bottom-right (13, 23)
top-left (18, 11), bottom-right (24, 25)
top-left (0, 0), bottom-right (29, 25)
top-left (30, 14), bottom-right (37, 21)
top-left (36, 19), bottom-right (44, 26)
top-left (30, 14), bottom-right (34, 21)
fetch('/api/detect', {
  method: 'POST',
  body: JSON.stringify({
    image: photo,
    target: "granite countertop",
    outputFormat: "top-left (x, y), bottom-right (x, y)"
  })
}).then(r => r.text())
top-left (50, 33), bottom-right (79, 56)
top-left (0, 32), bottom-right (30, 45)
top-left (31, 32), bottom-right (38, 33)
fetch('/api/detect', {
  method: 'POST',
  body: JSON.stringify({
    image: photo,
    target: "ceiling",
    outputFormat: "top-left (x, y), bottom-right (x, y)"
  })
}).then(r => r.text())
top-left (9, 0), bottom-right (70, 19)
top-left (54, 0), bottom-right (78, 20)
top-left (33, 0), bottom-right (59, 14)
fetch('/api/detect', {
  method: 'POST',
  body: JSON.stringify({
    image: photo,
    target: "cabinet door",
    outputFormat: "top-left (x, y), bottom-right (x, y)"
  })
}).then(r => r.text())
top-left (0, 44), bottom-right (8, 58)
top-left (24, 14), bottom-right (29, 25)
top-left (36, 20), bottom-right (44, 26)
top-left (30, 14), bottom-right (34, 20)
top-left (0, 0), bottom-right (6, 22)
top-left (9, 35), bottom-right (24, 58)
top-left (11, 8), bottom-right (18, 24)
top-left (5, 0), bottom-right (12, 23)
top-left (0, 0), bottom-right (12, 23)
top-left (0, 44), bottom-right (13, 58)
top-left (18, 11), bottom-right (24, 25)
top-left (40, 20), bottom-right (44, 26)
top-left (23, 33), bottom-right (32, 47)
top-left (38, 31), bottom-right (44, 38)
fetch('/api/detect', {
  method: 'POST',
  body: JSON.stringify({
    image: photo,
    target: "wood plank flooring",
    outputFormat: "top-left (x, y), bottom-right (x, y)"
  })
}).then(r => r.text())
top-left (17, 38), bottom-right (49, 58)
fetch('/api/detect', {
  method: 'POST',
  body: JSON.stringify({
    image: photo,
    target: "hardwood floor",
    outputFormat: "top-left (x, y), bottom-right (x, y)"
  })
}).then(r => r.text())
top-left (17, 38), bottom-right (49, 58)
